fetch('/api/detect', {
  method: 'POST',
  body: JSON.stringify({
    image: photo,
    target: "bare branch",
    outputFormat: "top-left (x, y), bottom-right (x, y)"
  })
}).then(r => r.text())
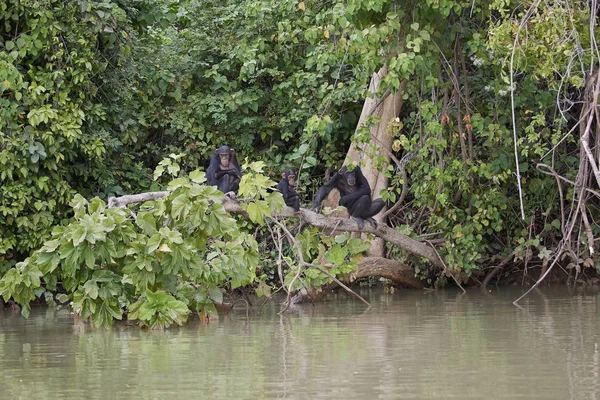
top-left (108, 191), bottom-right (169, 208)
top-left (269, 218), bottom-right (372, 309)
top-left (509, 0), bottom-right (541, 221)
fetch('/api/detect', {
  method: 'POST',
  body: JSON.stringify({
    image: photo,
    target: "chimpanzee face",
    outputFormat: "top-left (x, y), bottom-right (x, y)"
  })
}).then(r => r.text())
top-left (283, 170), bottom-right (296, 186)
top-left (219, 152), bottom-right (230, 168)
top-left (287, 173), bottom-right (296, 186)
top-left (345, 170), bottom-right (356, 186)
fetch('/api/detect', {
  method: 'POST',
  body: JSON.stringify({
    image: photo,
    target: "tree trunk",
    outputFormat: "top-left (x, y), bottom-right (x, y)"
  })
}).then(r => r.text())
top-left (344, 66), bottom-right (406, 257)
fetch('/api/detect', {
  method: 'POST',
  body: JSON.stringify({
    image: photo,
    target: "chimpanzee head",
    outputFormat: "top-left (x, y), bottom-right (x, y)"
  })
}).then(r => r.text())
top-left (282, 170), bottom-right (296, 186)
top-left (340, 165), bottom-right (357, 186)
top-left (216, 145), bottom-right (234, 168)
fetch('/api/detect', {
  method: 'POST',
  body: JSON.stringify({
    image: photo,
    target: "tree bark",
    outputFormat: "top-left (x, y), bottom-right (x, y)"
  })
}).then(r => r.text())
top-left (344, 66), bottom-right (406, 257)
top-left (108, 192), bottom-right (168, 208)
top-left (352, 257), bottom-right (423, 289)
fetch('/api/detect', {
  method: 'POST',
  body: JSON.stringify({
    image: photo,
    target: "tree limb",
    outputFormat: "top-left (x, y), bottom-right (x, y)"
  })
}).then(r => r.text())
top-left (269, 218), bottom-right (372, 310)
top-left (107, 192), bottom-right (445, 268)
top-left (108, 192), bottom-right (169, 208)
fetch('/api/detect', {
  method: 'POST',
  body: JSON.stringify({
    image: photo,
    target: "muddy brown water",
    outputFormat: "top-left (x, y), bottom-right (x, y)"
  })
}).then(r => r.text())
top-left (1, 286), bottom-right (599, 399)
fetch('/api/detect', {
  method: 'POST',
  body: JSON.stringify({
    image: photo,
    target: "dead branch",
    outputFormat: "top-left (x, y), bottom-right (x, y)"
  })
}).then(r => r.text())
top-left (481, 253), bottom-right (514, 287)
top-left (108, 191), bottom-right (168, 208)
top-left (426, 240), bottom-right (466, 293)
top-left (269, 218), bottom-right (372, 310)
top-left (580, 72), bottom-right (600, 188)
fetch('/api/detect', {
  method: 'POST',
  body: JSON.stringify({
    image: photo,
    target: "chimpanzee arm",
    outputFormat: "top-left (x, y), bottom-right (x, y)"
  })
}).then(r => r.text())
top-left (215, 166), bottom-right (242, 179)
top-left (215, 169), bottom-right (231, 179)
top-left (206, 154), bottom-right (220, 186)
top-left (277, 179), bottom-right (291, 199)
top-left (310, 173), bottom-right (340, 209)
top-left (288, 186), bottom-right (299, 198)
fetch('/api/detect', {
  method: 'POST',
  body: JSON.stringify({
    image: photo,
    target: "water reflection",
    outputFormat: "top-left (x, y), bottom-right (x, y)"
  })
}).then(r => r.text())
top-left (1, 286), bottom-right (599, 399)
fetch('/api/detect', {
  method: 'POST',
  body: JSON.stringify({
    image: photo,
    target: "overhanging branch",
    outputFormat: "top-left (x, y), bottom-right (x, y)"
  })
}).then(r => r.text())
top-left (107, 191), bottom-right (444, 268)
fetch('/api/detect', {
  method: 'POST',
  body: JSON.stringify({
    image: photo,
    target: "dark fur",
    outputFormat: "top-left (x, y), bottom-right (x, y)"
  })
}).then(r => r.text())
top-left (278, 170), bottom-right (300, 211)
top-left (310, 166), bottom-right (384, 228)
top-left (206, 145), bottom-right (242, 194)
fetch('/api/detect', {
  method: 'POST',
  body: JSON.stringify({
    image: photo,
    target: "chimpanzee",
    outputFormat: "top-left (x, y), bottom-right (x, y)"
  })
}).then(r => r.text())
top-left (278, 169), bottom-right (301, 211)
top-left (309, 165), bottom-right (384, 229)
top-left (206, 145), bottom-right (242, 197)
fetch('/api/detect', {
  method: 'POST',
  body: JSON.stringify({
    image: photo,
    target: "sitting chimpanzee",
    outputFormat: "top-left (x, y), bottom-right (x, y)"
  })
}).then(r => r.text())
top-left (309, 165), bottom-right (384, 229)
top-left (206, 145), bottom-right (242, 197)
top-left (278, 169), bottom-right (301, 211)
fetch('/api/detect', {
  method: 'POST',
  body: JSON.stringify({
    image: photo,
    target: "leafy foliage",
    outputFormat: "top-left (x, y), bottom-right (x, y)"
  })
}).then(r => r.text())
top-left (0, 159), bottom-right (279, 328)
top-left (3, 0), bottom-right (600, 310)
top-left (0, 0), bottom-right (143, 260)
top-left (280, 228), bottom-right (370, 293)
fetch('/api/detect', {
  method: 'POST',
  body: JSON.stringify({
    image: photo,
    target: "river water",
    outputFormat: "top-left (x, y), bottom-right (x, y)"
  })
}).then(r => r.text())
top-left (1, 286), bottom-right (599, 399)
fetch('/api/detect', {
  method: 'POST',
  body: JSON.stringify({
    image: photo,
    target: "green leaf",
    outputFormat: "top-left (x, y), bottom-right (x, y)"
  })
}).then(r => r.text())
top-left (56, 293), bottom-right (70, 304)
top-left (171, 193), bottom-right (189, 219)
top-left (136, 212), bottom-right (157, 235)
top-left (71, 225), bottom-right (87, 246)
top-left (153, 165), bottom-right (165, 180)
top-left (245, 201), bottom-right (271, 226)
top-left (83, 281), bottom-right (99, 300)
top-left (298, 143), bottom-right (309, 155)
top-left (208, 287), bottom-right (223, 304)
top-left (189, 169), bottom-right (206, 184)
top-left (326, 245), bottom-right (348, 265)
top-left (147, 234), bottom-right (162, 254)
top-left (84, 246), bottom-right (95, 269)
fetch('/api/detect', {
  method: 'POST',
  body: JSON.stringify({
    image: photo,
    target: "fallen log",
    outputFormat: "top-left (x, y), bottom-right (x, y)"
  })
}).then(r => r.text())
top-left (352, 257), bottom-right (423, 289)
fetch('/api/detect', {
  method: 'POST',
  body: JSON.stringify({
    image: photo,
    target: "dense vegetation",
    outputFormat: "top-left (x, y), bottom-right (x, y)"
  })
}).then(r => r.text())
top-left (1, 0), bottom-right (598, 327)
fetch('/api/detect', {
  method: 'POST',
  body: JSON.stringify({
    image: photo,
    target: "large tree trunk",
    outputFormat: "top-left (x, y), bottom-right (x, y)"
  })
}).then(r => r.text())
top-left (344, 66), bottom-right (406, 257)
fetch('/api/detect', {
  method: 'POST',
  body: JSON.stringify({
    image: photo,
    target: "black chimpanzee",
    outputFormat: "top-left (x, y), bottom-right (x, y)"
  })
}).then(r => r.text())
top-left (278, 169), bottom-right (301, 211)
top-left (309, 165), bottom-right (384, 229)
top-left (206, 145), bottom-right (242, 197)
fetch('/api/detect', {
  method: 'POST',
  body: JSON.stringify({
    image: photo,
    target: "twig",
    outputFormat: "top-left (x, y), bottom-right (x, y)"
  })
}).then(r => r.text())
top-left (269, 218), bottom-right (372, 309)
top-left (513, 186), bottom-right (584, 304)
top-left (230, 298), bottom-right (250, 319)
top-left (265, 219), bottom-right (288, 291)
top-left (425, 240), bottom-right (466, 294)
top-left (537, 163), bottom-right (600, 199)
top-left (509, 0), bottom-right (541, 220)
top-left (325, 220), bottom-right (341, 237)
top-left (257, 286), bottom-right (285, 314)
top-left (481, 253), bottom-right (514, 287)
top-left (305, 262), bottom-right (372, 308)
top-left (580, 72), bottom-right (600, 188)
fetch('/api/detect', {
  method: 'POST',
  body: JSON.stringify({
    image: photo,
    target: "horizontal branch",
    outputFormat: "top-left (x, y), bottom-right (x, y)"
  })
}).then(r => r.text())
top-left (295, 209), bottom-right (444, 268)
top-left (107, 191), bottom-right (444, 268)
top-left (108, 192), bottom-right (168, 208)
